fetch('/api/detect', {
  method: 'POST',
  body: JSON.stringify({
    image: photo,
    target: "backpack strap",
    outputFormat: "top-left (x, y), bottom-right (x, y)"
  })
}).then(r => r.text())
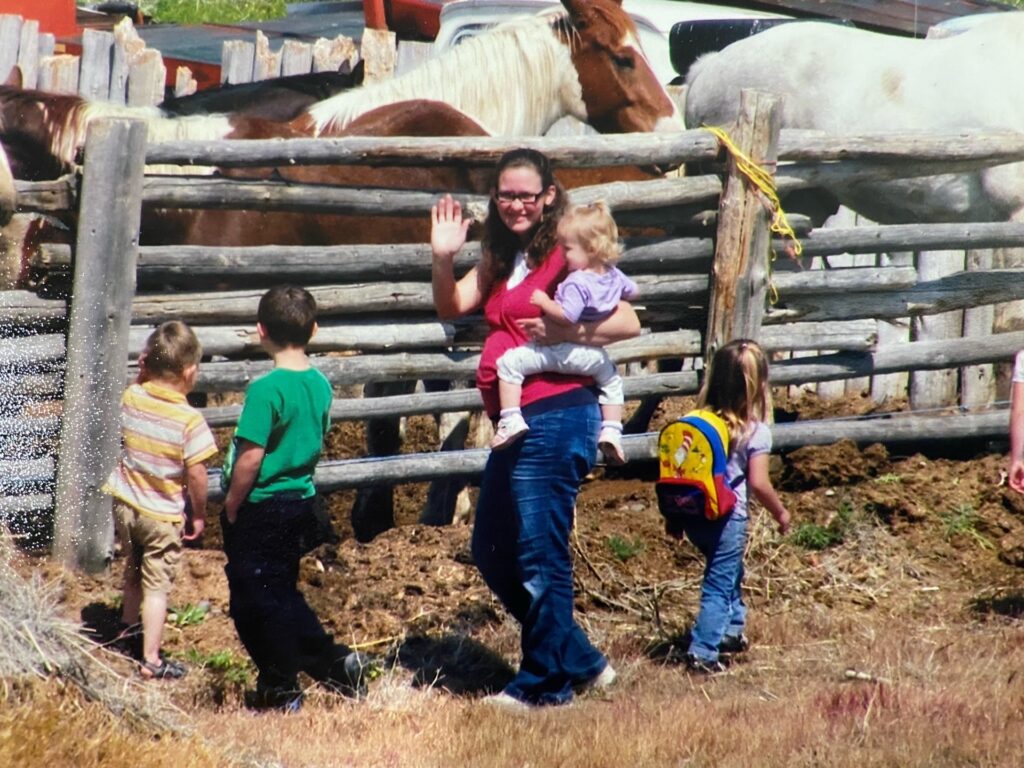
top-left (686, 413), bottom-right (745, 491)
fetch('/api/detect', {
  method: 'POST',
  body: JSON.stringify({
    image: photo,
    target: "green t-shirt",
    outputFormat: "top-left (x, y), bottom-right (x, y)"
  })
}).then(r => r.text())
top-left (222, 367), bottom-right (333, 503)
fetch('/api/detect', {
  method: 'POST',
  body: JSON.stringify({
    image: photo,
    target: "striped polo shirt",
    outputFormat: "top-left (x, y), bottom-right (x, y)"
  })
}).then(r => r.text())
top-left (103, 381), bottom-right (218, 524)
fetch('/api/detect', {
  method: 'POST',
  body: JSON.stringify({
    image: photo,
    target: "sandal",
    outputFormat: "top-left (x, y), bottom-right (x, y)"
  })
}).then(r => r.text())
top-left (139, 658), bottom-right (187, 680)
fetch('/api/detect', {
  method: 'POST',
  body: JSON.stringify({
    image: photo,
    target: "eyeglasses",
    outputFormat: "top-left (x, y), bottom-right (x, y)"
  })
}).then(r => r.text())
top-left (494, 190), bottom-right (544, 206)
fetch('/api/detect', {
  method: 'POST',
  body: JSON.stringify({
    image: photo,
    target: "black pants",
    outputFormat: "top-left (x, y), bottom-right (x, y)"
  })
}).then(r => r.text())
top-left (222, 495), bottom-right (351, 694)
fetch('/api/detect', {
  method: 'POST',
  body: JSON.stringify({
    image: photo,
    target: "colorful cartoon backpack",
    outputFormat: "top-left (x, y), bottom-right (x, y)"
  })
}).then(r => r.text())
top-left (656, 409), bottom-right (738, 532)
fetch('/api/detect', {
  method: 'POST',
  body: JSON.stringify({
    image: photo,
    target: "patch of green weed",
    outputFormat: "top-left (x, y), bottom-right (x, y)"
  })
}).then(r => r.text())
top-left (168, 601), bottom-right (209, 628)
top-left (607, 535), bottom-right (645, 562)
top-left (185, 648), bottom-right (253, 687)
top-left (940, 504), bottom-right (993, 550)
top-left (791, 500), bottom-right (856, 551)
top-left (145, 0), bottom-right (286, 25)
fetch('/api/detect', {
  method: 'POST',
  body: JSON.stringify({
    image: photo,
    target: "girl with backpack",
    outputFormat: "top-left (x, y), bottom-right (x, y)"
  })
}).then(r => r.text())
top-left (673, 339), bottom-right (791, 673)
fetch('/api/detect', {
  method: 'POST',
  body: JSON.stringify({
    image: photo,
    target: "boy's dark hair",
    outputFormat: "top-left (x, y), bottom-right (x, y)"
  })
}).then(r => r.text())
top-left (258, 285), bottom-right (318, 347)
top-left (143, 321), bottom-right (202, 379)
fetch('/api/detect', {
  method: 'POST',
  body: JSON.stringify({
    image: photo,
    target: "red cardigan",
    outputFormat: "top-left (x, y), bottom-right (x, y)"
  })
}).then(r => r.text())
top-left (476, 245), bottom-right (591, 418)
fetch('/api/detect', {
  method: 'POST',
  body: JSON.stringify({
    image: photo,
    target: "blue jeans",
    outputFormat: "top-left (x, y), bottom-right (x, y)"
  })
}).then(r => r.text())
top-left (473, 395), bottom-right (605, 705)
top-left (678, 513), bottom-right (749, 662)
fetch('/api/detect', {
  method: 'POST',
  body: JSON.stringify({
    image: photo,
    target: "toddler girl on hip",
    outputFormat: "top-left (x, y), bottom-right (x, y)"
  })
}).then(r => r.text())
top-left (493, 200), bottom-right (638, 464)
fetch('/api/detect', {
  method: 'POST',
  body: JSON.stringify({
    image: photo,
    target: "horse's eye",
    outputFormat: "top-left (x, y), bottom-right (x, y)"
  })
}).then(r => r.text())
top-left (613, 53), bottom-right (635, 70)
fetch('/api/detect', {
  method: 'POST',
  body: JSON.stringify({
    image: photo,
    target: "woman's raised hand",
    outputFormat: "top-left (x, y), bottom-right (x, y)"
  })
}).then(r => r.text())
top-left (431, 194), bottom-right (471, 259)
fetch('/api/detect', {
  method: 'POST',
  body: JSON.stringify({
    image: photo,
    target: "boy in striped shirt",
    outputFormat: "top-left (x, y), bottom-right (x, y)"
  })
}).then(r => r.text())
top-left (104, 320), bottom-right (217, 680)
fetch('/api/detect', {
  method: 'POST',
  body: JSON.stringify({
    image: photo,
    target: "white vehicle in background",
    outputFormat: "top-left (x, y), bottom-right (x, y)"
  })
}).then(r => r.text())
top-left (432, 0), bottom-right (793, 85)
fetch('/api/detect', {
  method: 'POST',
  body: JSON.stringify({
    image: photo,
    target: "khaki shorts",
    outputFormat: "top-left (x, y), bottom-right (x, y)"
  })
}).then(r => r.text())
top-left (112, 500), bottom-right (182, 595)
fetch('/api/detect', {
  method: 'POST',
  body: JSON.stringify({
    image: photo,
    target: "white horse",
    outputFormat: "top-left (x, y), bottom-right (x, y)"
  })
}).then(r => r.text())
top-left (684, 14), bottom-right (1024, 224)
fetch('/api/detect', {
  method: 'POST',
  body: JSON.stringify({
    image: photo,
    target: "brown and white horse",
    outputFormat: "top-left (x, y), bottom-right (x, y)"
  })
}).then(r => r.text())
top-left (0, 0), bottom-right (678, 179)
top-left (149, 0), bottom-right (683, 246)
top-left (1, 0), bottom-right (681, 265)
top-left (299, 0), bottom-right (681, 137)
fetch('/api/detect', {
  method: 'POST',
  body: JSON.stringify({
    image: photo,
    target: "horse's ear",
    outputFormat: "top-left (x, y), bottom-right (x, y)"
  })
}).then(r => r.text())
top-left (560, 0), bottom-right (624, 32)
top-left (344, 58), bottom-right (365, 85)
top-left (4, 65), bottom-right (22, 89)
top-left (561, 0), bottom-right (622, 15)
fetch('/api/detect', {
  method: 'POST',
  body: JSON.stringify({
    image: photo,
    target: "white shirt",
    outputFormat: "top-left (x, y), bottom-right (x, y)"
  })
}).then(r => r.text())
top-left (506, 251), bottom-right (529, 289)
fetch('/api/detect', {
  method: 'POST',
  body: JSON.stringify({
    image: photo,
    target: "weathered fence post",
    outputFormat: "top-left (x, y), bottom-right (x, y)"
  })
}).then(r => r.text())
top-left (53, 118), bottom-right (147, 572)
top-left (79, 28), bottom-right (114, 101)
top-left (0, 14), bottom-right (23, 85)
top-left (705, 89), bottom-right (782, 355)
top-left (910, 249), bottom-right (964, 408)
top-left (17, 18), bottom-right (40, 89)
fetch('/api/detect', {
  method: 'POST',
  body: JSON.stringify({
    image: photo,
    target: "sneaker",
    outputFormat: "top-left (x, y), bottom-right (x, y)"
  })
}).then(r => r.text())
top-left (139, 658), bottom-right (187, 680)
top-left (575, 663), bottom-right (617, 693)
top-left (684, 653), bottom-right (726, 675)
top-left (251, 680), bottom-right (303, 711)
top-left (482, 691), bottom-right (533, 713)
top-left (282, 693), bottom-right (304, 714)
top-left (598, 427), bottom-right (626, 465)
top-left (491, 412), bottom-right (529, 450)
top-left (718, 634), bottom-right (749, 655)
top-left (326, 651), bottom-right (370, 700)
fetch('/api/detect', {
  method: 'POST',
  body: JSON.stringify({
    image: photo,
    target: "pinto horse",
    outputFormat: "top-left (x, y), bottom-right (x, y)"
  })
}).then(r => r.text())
top-left (145, 0), bottom-right (682, 247)
top-left (684, 15), bottom-right (1024, 225)
top-left (0, 0), bottom-right (678, 181)
top-left (299, 0), bottom-right (681, 137)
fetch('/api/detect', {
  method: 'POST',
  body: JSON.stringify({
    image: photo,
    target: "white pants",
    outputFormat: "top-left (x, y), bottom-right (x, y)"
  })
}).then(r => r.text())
top-left (496, 342), bottom-right (623, 405)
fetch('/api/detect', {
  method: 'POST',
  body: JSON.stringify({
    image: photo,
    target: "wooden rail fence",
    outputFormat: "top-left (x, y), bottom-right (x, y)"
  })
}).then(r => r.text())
top-left (4, 94), bottom-right (1024, 568)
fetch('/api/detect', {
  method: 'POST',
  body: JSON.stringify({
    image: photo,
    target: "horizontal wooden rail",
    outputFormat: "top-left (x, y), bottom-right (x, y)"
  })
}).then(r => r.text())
top-left (129, 319), bottom-right (463, 356)
top-left (143, 130), bottom-right (722, 168)
top-left (190, 330), bottom-right (701, 392)
top-left (0, 334), bottom-right (66, 367)
top-left (200, 369), bottom-right (705, 427)
top-left (138, 175), bottom-right (721, 216)
top-left (36, 236), bottom-right (715, 286)
top-left (199, 409), bottom-right (1010, 497)
top-left (776, 129), bottom-right (1024, 164)
top-left (768, 269), bottom-right (1024, 323)
top-left (774, 222), bottom-right (1024, 257)
top-left (769, 330), bottom-right (1024, 383)
top-left (141, 128), bottom-right (1024, 169)
top-left (0, 291), bottom-right (67, 324)
top-left (195, 328), bottom-right (1018, 424)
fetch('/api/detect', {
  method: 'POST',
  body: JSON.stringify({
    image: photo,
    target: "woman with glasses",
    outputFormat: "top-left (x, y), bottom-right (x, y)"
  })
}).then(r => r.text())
top-left (430, 148), bottom-right (641, 710)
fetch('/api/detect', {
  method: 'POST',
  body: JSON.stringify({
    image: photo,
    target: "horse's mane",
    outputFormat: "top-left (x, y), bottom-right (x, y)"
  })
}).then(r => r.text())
top-left (0, 86), bottom-right (236, 174)
top-left (307, 14), bottom-right (583, 137)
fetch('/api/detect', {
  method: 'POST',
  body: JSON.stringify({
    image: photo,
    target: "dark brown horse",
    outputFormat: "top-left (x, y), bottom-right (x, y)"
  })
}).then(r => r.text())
top-left (158, 63), bottom-right (364, 122)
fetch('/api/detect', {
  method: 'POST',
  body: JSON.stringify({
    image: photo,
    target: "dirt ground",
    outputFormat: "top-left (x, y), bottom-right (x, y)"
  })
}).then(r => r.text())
top-left (12, 392), bottom-right (1024, 717)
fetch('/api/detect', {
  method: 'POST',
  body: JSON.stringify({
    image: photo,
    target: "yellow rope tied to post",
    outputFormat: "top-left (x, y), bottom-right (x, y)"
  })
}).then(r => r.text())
top-left (702, 124), bottom-right (803, 304)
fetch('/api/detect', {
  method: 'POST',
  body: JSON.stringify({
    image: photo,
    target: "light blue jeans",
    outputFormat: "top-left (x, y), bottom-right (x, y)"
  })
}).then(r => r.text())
top-left (472, 394), bottom-right (606, 705)
top-left (678, 512), bottom-right (749, 662)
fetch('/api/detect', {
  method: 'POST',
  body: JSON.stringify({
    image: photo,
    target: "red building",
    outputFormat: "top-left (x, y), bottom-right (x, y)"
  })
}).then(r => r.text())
top-left (2, 0), bottom-right (77, 37)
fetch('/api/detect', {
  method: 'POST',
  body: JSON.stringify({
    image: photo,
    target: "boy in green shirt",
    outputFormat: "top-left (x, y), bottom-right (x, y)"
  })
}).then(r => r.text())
top-left (221, 285), bottom-right (366, 711)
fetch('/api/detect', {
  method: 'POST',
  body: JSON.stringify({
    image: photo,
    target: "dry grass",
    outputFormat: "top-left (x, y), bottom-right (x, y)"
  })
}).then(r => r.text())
top-left (5, 443), bottom-right (1024, 767)
top-left (0, 681), bottom-right (228, 768)
top-left (182, 619), bottom-right (1024, 768)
